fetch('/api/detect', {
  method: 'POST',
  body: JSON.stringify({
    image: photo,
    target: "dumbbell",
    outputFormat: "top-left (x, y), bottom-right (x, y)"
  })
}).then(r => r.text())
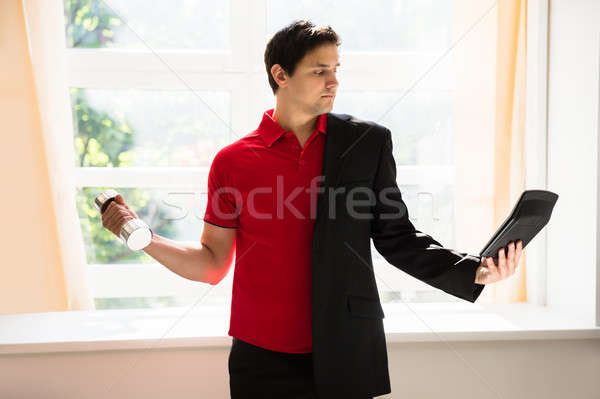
top-left (93, 189), bottom-right (153, 251)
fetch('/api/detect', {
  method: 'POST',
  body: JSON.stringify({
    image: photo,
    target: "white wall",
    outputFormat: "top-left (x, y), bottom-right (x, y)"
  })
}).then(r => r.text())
top-left (1, 339), bottom-right (599, 398)
top-left (546, 0), bottom-right (599, 313)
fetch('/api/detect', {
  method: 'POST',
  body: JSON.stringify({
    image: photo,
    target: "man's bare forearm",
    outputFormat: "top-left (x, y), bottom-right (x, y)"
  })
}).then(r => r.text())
top-left (142, 234), bottom-right (217, 284)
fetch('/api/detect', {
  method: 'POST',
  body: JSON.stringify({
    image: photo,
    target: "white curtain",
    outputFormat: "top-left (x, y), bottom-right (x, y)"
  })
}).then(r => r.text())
top-left (22, 0), bottom-right (94, 310)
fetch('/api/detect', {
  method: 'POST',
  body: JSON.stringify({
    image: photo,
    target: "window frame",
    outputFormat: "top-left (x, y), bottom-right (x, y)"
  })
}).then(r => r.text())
top-left (67, 0), bottom-right (549, 306)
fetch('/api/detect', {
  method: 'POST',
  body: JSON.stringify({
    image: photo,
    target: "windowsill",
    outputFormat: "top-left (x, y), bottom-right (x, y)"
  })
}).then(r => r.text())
top-left (1, 302), bottom-right (598, 355)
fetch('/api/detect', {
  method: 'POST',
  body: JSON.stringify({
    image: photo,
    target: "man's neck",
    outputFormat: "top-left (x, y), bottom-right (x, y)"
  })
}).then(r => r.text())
top-left (272, 105), bottom-right (319, 143)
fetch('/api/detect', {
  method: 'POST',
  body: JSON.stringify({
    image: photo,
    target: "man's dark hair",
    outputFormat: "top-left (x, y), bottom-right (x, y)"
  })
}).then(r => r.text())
top-left (264, 20), bottom-right (341, 95)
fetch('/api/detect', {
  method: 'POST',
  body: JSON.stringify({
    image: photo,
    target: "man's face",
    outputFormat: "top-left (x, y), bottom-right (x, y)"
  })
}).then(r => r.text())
top-left (276, 43), bottom-right (340, 115)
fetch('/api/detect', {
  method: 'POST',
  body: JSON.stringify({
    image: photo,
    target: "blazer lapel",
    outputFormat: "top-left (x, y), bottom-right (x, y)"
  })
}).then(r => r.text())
top-left (314, 113), bottom-right (362, 225)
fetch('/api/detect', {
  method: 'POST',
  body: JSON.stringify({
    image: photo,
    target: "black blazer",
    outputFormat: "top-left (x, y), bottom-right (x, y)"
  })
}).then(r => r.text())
top-left (311, 112), bottom-right (485, 398)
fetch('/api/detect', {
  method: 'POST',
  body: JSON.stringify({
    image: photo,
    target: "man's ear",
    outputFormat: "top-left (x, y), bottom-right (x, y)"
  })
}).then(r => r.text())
top-left (271, 64), bottom-right (288, 89)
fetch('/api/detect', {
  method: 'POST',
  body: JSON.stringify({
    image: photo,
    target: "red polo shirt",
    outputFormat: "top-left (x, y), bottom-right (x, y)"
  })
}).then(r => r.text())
top-left (203, 108), bottom-right (327, 353)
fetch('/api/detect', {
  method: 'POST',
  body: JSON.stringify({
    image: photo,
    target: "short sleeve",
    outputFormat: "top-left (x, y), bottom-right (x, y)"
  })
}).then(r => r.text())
top-left (203, 151), bottom-right (240, 228)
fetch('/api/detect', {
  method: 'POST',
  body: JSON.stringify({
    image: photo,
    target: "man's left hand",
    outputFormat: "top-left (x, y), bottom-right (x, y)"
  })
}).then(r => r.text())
top-left (475, 240), bottom-right (523, 285)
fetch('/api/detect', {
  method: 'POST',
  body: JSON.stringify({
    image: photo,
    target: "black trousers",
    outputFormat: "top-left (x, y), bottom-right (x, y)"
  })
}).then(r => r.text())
top-left (228, 337), bottom-right (318, 399)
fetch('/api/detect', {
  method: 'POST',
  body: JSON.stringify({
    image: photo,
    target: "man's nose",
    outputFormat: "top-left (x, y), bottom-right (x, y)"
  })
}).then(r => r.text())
top-left (327, 77), bottom-right (338, 89)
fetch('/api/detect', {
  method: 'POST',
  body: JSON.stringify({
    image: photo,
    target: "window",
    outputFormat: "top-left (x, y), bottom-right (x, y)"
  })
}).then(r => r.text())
top-left (64, 0), bottom-right (231, 49)
top-left (65, 0), bottom-right (497, 310)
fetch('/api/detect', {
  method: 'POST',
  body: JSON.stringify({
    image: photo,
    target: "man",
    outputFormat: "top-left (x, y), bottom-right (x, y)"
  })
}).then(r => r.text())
top-left (103, 19), bottom-right (523, 399)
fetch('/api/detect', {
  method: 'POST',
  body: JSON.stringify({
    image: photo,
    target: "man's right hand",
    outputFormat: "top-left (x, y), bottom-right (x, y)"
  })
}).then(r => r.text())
top-left (101, 194), bottom-right (139, 238)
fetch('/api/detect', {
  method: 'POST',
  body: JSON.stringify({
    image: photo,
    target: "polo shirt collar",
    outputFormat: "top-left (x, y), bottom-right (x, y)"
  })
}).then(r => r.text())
top-left (258, 108), bottom-right (327, 148)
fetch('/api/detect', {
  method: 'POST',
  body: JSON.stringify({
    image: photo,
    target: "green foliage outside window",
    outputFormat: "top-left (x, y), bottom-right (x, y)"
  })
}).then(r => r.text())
top-left (65, 1), bottom-right (177, 267)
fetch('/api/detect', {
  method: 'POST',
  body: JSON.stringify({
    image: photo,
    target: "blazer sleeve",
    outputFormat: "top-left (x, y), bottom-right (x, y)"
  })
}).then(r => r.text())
top-left (370, 128), bottom-right (485, 303)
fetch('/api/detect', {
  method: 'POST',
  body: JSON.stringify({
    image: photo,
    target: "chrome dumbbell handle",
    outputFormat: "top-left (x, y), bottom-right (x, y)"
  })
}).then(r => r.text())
top-left (94, 189), bottom-right (153, 251)
top-left (93, 189), bottom-right (120, 214)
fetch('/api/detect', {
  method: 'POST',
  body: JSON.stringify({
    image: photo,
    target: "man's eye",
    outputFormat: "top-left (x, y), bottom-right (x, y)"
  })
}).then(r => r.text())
top-left (315, 70), bottom-right (338, 75)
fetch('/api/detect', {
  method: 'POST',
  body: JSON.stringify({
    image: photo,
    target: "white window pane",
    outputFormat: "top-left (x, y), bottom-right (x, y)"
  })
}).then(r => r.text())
top-left (380, 289), bottom-right (464, 303)
top-left (332, 90), bottom-right (454, 165)
top-left (370, 183), bottom-right (456, 257)
top-left (70, 88), bottom-right (231, 168)
top-left (95, 296), bottom-right (199, 310)
top-left (64, 0), bottom-right (230, 50)
top-left (373, 183), bottom-right (458, 305)
top-left (266, 0), bottom-right (452, 52)
top-left (77, 186), bottom-right (208, 264)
